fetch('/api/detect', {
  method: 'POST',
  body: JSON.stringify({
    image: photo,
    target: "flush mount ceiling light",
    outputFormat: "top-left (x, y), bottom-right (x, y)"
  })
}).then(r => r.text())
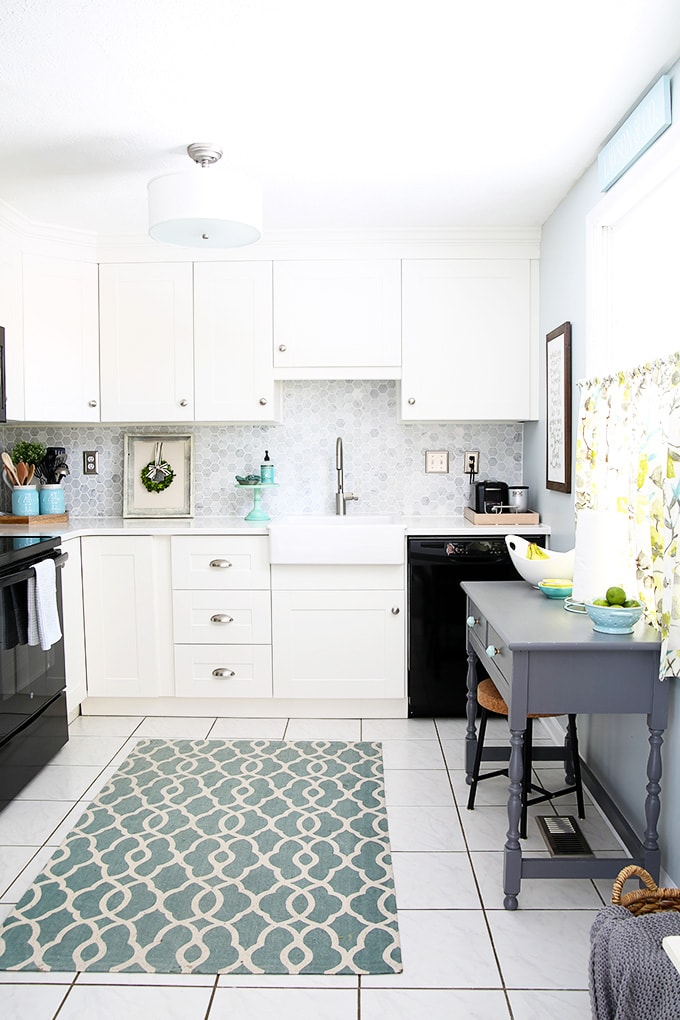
top-left (147, 143), bottom-right (262, 248)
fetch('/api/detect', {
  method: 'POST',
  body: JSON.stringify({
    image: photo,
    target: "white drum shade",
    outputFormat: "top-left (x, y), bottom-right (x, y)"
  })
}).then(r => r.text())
top-left (148, 167), bottom-right (262, 248)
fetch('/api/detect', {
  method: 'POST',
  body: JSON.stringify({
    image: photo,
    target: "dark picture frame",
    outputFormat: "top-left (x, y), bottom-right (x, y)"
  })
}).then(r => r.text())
top-left (545, 322), bottom-right (572, 493)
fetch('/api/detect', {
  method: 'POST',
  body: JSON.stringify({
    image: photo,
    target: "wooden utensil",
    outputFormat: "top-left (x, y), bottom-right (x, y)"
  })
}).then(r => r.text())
top-left (26, 464), bottom-right (35, 484)
top-left (1, 452), bottom-right (20, 487)
top-left (15, 461), bottom-right (28, 485)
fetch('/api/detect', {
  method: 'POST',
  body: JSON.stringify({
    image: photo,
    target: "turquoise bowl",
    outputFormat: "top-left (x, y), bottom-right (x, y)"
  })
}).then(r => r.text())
top-left (537, 579), bottom-right (573, 599)
top-left (584, 602), bottom-right (643, 634)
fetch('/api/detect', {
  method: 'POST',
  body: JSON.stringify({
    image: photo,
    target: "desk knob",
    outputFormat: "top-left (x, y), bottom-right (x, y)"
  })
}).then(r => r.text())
top-left (466, 615), bottom-right (479, 627)
top-left (486, 644), bottom-right (501, 658)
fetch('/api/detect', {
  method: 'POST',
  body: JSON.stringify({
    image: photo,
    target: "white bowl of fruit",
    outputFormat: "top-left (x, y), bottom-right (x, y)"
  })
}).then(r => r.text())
top-left (505, 534), bottom-right (575, 587)
top-left (584, 587), bottom-right (644, 634)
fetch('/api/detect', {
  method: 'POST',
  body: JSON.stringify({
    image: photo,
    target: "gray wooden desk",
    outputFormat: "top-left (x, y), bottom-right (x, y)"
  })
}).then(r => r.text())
top-left (462, 580), bottom-right (669, 910)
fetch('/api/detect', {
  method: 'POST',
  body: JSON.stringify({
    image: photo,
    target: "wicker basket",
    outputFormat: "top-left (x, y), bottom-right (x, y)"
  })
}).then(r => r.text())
top-left (612, 865), bottom-right (680, 916)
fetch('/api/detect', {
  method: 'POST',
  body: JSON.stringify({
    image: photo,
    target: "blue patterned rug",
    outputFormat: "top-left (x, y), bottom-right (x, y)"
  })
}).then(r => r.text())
top-left (0, 739), bottom-right (401, 975)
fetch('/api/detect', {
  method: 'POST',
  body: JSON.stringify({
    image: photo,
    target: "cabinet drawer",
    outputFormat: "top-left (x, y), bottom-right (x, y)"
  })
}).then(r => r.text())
top-left (174, 645), bottom-right (272, 698)
top-left (172, 590), bottom-right (271, 644)
top-left (171, 536), bottom-right (270, 590)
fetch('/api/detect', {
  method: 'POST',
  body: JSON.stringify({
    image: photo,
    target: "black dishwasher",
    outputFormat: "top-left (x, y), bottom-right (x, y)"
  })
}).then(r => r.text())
top-left (407, 535), bottom-right (545, 717)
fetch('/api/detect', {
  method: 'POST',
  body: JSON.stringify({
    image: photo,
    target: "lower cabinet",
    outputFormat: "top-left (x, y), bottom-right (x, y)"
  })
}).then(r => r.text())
top-left (60, 536), bottom-right (87, 717)
top-left (271, 566), bottom-right (405, 699)
top-left (81, 536), bottom-right (174, 698)
top-left (171, 535), bottom-right (273, 699)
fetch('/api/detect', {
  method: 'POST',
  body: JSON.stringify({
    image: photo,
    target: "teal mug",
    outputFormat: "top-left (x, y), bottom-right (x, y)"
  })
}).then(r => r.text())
top-left (12, 485), bottom-right (39, 516)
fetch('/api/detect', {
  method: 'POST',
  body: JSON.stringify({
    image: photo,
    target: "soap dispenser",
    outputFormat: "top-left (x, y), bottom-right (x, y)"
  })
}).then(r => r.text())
top-left (260, 450), bottom-right (274, 484)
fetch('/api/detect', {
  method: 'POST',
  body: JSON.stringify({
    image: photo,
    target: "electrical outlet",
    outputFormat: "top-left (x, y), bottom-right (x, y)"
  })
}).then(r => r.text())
top-left (425, 450), bottom-right (449, 473)
top-left (83, 450), bottom-right (99, 475)
top-left (464, 451), bottom-right (480, 475)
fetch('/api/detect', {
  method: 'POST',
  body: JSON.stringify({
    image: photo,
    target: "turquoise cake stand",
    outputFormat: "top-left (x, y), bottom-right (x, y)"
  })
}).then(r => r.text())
top-left (235, 483), bottom-right (278, 521)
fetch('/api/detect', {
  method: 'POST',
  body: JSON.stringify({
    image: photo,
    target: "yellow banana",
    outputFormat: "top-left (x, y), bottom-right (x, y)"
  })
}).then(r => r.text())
top-left (527, 542), bottom-right (549, 560)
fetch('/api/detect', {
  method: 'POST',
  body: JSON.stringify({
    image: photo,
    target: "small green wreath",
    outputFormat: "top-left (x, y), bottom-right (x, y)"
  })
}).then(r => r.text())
top-left (140, 442), bottom-right (175, 493)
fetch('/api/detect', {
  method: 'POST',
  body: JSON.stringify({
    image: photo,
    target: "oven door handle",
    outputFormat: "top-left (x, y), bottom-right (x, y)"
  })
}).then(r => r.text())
top-left (0, 550), bottom-right (68, 589)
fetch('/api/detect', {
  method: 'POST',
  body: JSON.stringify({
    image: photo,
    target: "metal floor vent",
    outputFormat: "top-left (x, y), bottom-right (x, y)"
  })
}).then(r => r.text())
top-left (536, 815), bottom-right (594, 856)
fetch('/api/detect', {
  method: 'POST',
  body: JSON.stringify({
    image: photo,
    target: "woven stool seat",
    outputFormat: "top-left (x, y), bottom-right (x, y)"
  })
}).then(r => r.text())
top-left (467, 676), bottom-right (585, 839)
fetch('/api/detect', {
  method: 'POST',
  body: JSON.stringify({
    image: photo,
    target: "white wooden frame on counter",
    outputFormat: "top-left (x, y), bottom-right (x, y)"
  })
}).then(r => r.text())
top-left (123, 434), bottom-right (194, 518)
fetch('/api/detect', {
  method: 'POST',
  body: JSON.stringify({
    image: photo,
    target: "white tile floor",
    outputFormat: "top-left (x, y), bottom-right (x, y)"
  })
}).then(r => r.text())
top-left (0, 714), bottom-right (607, 1019)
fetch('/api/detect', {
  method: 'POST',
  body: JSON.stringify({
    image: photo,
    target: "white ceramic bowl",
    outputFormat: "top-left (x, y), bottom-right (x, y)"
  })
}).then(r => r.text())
top-left (505, 535), bottom-right (575, 587)
top-left (584, 601), bottom-right (643, 634)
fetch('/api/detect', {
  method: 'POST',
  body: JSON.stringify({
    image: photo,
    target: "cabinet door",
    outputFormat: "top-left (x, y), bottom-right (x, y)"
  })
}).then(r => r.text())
top-left (0, 237), bottom-right (24, 420)
top-left (401, 259), bottom-right (537, 421)
top-left (61, 537), bottom-right (87, 717)
top-left (272, 589), bottom-right (405, 698)
top-left (22, 254), bottom-right (99, 421)
top-left (273, 260), bottom-right (401, 378)
top-left (194, 262), bottom-right (280, 422)
top-left (99, 263), bottom-right (194, 422)
top-left (81, 536), bottom-right (173, 698)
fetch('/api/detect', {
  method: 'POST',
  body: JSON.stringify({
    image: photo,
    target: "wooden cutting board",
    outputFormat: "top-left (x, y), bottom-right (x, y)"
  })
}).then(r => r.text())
top-left (0, 512), bottom-right (69, 526)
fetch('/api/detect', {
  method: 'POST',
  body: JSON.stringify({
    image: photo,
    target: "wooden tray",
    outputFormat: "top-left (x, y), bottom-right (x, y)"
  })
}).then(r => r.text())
top-left (464, 506), bottom-right (540, 526)
top-left (0, 512), bottom-right (69, 526)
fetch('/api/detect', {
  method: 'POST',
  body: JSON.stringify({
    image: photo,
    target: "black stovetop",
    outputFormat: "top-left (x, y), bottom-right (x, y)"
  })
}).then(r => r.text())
top-left (0, 534), bottom-right (61, 573)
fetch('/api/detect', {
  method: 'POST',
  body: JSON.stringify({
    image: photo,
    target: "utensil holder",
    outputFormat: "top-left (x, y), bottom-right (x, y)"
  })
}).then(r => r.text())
top-left (39, 484), bottom-right (65, 515)
top-left (11, 485), bottom-right (39, 516)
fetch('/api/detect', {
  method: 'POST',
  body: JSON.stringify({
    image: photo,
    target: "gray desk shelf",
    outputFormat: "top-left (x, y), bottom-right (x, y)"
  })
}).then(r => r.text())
top-left (462, 580), bottom-right (669, 910)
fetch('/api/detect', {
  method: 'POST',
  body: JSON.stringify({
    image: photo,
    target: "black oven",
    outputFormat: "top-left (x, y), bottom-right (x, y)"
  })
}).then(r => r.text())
top-left (0, 534), bottom-right (68, 804)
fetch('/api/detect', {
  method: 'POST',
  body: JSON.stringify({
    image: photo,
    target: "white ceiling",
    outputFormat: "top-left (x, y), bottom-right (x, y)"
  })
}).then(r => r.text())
top-left (1, 0), bottom-right (679, 240)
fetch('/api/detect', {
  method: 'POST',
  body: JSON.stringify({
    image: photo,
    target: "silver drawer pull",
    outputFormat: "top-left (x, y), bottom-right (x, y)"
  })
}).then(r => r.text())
top-left (211, 668), bottom-right (236, 678)
top-left (209, 559), bottom-right (232, 568)
top-left (210, 613), bottom-right (234, 624)
top-left (467, 615), bottom-right (479, 627)
top-left (486, 644), bottom-right (501, 658)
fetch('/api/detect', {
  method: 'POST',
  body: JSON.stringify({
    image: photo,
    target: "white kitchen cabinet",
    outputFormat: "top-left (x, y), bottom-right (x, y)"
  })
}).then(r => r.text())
top-left (22, 254), bottom-right (99, 421)
top-left (171, 536), bottom-right (272, 699)
top-left (401, 259), bottom-right (538, 421)
top-left (273, 260), bottom-right (401, 378)
top-left (194, 262), bottom-right (281, 422)
top-left (0, 236), bottom-right (24, 420)
top-left (99, 262), bottom-right (194, 422)
top-left (60, 536), bottom-right (87, 718)
top-left (271, 565), bottom-right (405, 699)
top-left (81, 536), bottom-right (174, 698)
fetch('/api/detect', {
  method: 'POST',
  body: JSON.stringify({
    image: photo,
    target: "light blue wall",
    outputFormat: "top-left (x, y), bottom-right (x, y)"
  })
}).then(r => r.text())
top-left (527, 59), bottom-right (680, 883)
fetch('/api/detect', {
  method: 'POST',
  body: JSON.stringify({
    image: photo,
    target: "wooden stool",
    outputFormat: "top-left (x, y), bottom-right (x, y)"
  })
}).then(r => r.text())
top-left (466, 677), bottom-right (586, 839)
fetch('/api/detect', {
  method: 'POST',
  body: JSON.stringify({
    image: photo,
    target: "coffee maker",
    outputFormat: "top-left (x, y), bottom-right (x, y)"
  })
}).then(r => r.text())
top-left (472, 480), bottom-right (509, 513)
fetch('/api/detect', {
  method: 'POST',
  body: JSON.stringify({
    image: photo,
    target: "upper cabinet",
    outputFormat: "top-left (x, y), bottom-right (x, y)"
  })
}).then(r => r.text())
top-left (193, 262), bottom-right (280, 422)
top-left (273, 260), bottom-right (401, 379)
top-left (99, 262), bottom-right (194, 422)
top-left (22, 254), bottom-right (99, 421)
top-left (401, 259), bottom-right (538, 421)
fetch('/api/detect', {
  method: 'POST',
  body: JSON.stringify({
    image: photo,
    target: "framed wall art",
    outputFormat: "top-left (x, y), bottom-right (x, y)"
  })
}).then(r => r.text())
top-left (545, 322), bottom-right (572, 493)
top-left (123, 434), bottom-right (194, 518)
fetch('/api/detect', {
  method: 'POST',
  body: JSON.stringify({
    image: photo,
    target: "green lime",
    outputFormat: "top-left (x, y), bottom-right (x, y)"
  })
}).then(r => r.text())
top-left (606, 586), bottom-right (626, 605)
top-left (623, 599), bottom-right (641, 608)
top-left (592, 599), bottom-right (609, 606)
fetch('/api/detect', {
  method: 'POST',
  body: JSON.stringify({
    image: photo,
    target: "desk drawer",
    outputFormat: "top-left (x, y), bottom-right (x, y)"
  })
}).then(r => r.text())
top-left (173, 590), bottom-right (271, 644)
top-left (466, 600), bottom-right (488, 647)
top-left (484, 622), bottom-right (513, 687)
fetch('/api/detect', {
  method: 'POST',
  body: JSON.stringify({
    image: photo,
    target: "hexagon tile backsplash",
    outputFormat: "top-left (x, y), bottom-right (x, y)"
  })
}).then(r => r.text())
top-left (2, 381), bottom-right (523, 518)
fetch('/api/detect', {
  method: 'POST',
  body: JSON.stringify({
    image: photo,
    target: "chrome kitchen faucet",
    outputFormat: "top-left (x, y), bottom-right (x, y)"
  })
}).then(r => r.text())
top-left (335, 437), bottom-right (359, 515)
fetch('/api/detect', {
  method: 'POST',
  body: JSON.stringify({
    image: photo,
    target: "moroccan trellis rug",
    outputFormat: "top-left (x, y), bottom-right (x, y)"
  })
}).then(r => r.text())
top-left (0, 739), bottom-right (401, 975)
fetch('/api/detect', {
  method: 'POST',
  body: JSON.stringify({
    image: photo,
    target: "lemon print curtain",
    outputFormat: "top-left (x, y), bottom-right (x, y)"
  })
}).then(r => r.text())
top-left (574, 352), bottom-right (680, 679)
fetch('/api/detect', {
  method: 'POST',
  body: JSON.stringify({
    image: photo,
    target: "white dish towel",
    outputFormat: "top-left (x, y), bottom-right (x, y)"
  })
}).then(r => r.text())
top-left (27, 558), bottom-right (62, 651)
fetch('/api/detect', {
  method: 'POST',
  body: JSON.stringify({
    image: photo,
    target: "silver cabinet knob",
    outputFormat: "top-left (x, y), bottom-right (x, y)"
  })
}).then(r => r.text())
top-left (467, 615), bottom-right (479, 627)
top-left (259, 397), bottom-right (268, 405)
top-left (486, 644), bottom-right (501, 658)
top-left (209, 559), bottom-right (232, 569)
top-left (210, 613), bottom-right (234, 624)
top-left (278, 344), bottom-right (287, 352)
top-left (211, 668), bottom-right (236, 678)
top-left (391, 606), bottom-right (400, 615)
top-left (179, 399), bottom-right (188, 407)
top-left (88, 399), bottom-right (98, 407)
top-left (407, 397), bottom-right (416, 405)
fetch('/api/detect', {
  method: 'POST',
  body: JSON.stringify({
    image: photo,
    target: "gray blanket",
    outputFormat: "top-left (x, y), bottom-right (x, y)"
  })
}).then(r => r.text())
top-left (590, 905), bottom-right (680, 1019)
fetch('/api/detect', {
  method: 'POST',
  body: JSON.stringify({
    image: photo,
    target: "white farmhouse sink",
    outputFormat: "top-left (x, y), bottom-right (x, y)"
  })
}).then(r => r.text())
top-left (268, 515), bottom-right (406, 564)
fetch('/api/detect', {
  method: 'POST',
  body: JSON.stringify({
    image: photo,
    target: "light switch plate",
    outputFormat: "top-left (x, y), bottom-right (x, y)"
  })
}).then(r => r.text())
top-left (425, 450), bottom-right (449, 473)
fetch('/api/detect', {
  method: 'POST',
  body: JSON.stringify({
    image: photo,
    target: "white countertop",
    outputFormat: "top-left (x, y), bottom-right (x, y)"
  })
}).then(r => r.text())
top-left (0, 514), bottom-right (551, 539)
